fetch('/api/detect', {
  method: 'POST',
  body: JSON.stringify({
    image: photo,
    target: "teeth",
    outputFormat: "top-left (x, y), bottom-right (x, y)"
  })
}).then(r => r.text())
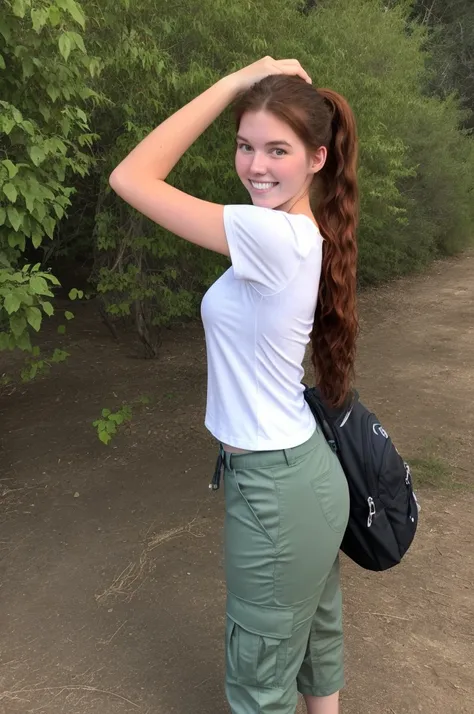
top-left (250, 181), bottom-right (277, 190)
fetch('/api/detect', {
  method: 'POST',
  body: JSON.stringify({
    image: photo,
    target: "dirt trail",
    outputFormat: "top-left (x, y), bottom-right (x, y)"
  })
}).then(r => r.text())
top-left (1, 252), bottom-right (473, 714)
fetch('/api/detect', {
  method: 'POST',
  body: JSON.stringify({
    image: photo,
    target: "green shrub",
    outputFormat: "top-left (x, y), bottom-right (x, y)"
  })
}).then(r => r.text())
top-left (0, 0), bottom-right (99, 350)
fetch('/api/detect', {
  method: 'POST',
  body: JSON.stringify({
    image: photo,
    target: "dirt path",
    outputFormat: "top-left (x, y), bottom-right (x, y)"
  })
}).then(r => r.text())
top-left (1, 253), bottom-right (473, 714)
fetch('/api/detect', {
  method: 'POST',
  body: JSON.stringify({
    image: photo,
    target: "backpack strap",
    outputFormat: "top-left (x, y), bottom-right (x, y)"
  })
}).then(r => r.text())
top-left (303, 384), bottom-right (338, 454)
top-left (318, 415), bottom-right (338, 454)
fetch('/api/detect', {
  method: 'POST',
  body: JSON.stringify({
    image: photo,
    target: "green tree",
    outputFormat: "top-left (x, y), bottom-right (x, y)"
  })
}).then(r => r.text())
top-left (75, 0), bottom-right (473, 342)
top-left (306, 0), bottom-right (474, 278)
top-left (4, 0), bottom-right (472, 360)
top-left (79, 0), bottom-right (277, 355)
top-left (411, 0), bottom-right (474, 128)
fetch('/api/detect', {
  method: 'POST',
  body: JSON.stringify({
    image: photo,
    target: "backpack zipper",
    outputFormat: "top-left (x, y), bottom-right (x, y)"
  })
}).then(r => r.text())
top-left (367, 496), bottom-right (376, 527)
top-left (363, 413), bottom-right (379, 528)
top-left (404, 461), bottom-right (411, 486)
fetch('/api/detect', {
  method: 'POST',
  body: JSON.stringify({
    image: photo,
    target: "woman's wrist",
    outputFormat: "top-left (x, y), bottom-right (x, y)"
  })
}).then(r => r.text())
top-left (217, 73), bottom-right (241, 102)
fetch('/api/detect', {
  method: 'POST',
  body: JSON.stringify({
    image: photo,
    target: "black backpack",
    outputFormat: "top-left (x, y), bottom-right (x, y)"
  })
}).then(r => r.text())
top-left (304, 385), bottom-right (419, 571)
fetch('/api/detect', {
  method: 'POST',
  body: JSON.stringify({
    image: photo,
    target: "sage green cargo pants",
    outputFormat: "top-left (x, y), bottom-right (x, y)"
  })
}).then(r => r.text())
top-left (223, 426), bottom-right (350, 714)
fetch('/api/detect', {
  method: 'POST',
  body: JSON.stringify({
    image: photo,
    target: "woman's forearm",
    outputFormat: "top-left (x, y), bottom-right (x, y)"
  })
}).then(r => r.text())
top-left (110, 75), bottom-right (238, 184)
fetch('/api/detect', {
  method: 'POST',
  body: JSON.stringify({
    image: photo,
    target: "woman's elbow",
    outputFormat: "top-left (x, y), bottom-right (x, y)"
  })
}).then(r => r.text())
top-left (109, 167), bottom-right (125, 195)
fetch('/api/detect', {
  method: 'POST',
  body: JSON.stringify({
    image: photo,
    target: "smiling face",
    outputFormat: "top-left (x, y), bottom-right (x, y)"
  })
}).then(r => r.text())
top-left (235, 109), bottom-right (325, 213)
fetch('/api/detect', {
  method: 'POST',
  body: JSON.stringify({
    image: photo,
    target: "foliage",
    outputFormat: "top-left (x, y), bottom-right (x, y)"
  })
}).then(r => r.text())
top-left (410, 0), bottom-right (474, 129)
top-left (0, 0), bottom-right (99, 351)
top-left (81, 0), bottom-right (245, 355)
top-left (20, 344), bottom-right (69, 381)
top-left (92, 395), bottom-right (149, 445)
top-left (93, 405), bottom-right (133, 445)
top-left (1, 0), bottom-right (473, 360)
top-left (304, 0), bottom-right (474, 282)
top-left (72, 0), bottom-right (474, 319)
top-left (0, 258), bottom-right (60, 351)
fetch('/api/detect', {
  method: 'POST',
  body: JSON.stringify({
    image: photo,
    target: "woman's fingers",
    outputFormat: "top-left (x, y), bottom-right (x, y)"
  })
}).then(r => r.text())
top-left (276, 59), bottom-right (312, 84)
top-left (229, 56), bottom-right (312, 93)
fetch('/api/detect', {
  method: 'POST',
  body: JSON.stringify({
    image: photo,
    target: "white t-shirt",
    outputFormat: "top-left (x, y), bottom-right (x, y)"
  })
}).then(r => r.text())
top-left (200, 204), bottom-right (322, 451)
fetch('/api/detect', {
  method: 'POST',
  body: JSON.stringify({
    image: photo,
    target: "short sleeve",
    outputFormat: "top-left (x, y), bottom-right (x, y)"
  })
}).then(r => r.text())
top-left (223, 205), bottom-right (317, 294)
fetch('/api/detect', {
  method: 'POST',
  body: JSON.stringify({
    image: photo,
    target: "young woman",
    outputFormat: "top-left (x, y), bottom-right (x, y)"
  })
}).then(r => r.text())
top-left (110, 56), bottom-right (358, 714)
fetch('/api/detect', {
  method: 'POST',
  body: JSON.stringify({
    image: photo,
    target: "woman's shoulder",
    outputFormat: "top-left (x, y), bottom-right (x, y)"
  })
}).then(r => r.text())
top-left (225, 205), bottom-right (321, 238)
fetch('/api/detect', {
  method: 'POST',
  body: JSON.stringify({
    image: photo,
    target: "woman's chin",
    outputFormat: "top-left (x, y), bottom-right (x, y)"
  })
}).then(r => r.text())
top-left (250, 194), bottom-right (283, 209)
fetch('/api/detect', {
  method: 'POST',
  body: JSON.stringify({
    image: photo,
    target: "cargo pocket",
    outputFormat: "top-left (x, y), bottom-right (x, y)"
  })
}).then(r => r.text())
top-left (226, 597), bottom-right (293, 689)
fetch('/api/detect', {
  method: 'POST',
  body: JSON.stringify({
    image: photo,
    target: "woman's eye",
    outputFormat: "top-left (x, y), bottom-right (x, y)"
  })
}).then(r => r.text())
top-left (237, 144), bottom-right (286, 156)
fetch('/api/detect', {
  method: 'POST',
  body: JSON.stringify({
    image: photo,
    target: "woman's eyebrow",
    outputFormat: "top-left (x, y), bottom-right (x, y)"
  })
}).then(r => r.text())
top-left (236, 135), bottom-right (292, 147)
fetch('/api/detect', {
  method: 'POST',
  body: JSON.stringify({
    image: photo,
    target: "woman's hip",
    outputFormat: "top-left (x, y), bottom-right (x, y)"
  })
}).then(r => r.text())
top-left (223, 426), bottom-right (349, 606)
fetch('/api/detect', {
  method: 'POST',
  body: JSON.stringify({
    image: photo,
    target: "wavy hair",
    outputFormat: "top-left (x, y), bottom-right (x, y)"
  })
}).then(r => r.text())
top-left (232, 75), bottom-right (359, 407)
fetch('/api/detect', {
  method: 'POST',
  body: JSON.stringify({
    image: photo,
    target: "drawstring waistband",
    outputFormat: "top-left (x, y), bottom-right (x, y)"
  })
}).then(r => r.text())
top-left (209, 444), bottom-right (225, 490)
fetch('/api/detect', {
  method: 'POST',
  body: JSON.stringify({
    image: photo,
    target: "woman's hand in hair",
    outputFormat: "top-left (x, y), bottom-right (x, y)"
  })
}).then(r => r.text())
top-left (226, 56), bottom-right (312, 93)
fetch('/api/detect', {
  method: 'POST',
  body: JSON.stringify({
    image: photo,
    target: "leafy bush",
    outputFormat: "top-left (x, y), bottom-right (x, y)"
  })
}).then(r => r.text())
top-left (78, 0), bottom-right (474, 326)
top-left (2, 0), bottom-right (473, 356)
top-left (0, 0), bottom-right (99, 350)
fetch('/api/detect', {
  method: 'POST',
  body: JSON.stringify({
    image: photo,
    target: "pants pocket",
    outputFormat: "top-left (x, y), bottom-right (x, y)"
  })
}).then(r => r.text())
top-left (310, 466), bottom-right (349, 533)
top-left (226, 597), bottom-right (293, 689)
top-left (231, 469), bottom-right (278, 545)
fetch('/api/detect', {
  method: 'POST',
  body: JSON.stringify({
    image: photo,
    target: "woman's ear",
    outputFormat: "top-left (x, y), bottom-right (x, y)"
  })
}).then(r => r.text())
top-left (310, 146), bottom-right (327, 174)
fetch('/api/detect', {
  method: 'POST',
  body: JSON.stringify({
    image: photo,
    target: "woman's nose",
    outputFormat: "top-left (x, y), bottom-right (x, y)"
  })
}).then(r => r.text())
top-left (250, 153), bottom-right (268, 175)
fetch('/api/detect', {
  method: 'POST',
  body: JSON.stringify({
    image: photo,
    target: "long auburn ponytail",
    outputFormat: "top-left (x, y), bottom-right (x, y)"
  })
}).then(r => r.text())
top-left (312, 89), bottom-right (359, 407)
top-left (232, 76), bottom-right (359, 408)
